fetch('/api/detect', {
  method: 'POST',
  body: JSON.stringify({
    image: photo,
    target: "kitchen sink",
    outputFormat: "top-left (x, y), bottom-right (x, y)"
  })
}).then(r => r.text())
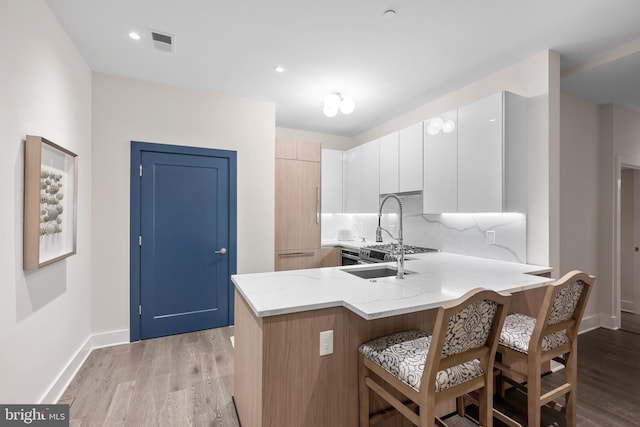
top-left (341, 266), bottom-right (413, 279)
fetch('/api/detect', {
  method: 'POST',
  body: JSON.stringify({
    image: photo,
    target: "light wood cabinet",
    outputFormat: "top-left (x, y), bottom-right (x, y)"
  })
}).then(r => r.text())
top-left (275, 247), bottom-right (340, 271)
top-left (276, 138), bottom-right (321, 162)
top-left (276, 138), bottom-right (336, 271)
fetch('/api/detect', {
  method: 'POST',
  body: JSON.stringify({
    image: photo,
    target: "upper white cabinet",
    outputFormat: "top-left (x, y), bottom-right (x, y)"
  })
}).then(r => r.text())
top-left (343, 139), bottom-right (380, 213)
top-left (378, 123), bottom-right (423, 195)
top-left (321, 149), bottom-right (343, 213)
top-left (457, 91), bottom-right (527, 213)
top-left (398, 122), bottom-right (423, 193)
top-left (378, 132), bottom-right (399, 195)
top-left (423, 109), bottom-right (458, 213)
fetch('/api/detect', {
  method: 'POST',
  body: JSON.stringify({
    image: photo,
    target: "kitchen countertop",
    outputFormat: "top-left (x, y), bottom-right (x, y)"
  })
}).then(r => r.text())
top-left (231, 252), bottom-right (552, 320)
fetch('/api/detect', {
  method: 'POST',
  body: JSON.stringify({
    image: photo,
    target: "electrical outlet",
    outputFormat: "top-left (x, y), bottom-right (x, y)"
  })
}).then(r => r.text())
top-left (319, 330), bottom-right (334, 356)
top-left (486, 230), bottom-right (496, 245)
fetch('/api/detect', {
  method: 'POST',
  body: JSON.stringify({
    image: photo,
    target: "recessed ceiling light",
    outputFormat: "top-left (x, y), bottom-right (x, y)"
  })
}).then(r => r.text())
top-left (274, 65), bottom-right (285, 73)
top-left (384, 9), bottom-right (397, 17)
top-left (129, 31), bottom-right (141, 40)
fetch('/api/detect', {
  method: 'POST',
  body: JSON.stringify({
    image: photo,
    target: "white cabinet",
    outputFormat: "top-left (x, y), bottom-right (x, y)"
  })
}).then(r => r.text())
top-left (423, 109), bottom-right (458, 213)
top-left (398, 122), bottom-right (423, 192)
top-left (343, 140), bottom-right (380, 213)
top-left (457, 91), bottom-right (527, 212)
top-left (378, 132), bottom-right (399, 195)
top-left (321, 149), bottom-right (343, 213)
top-left (361, 140), bottom-right (380, 212)
top-left (378, 123), bottom-right (423, 195)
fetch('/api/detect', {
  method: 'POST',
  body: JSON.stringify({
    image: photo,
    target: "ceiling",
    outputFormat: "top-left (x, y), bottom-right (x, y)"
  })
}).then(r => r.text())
top-left (46, 0), bottom-right (640, 137)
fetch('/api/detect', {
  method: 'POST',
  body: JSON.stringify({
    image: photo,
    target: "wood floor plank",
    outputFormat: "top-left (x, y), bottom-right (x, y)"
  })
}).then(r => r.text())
top-left (102, 381), bottom-right (136, 426)
top-left (621, 311), bottom-right (640, 335)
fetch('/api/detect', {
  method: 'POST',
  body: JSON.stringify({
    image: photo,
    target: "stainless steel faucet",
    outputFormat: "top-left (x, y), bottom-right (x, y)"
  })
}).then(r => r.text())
top-left (376, 194), bottom-right (404, 279)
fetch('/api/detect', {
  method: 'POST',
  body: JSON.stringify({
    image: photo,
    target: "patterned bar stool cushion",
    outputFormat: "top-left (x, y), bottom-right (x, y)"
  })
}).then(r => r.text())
top-left (499, 313), bottom-right (568, 353)
top-left (359, 330), bottom-right (484, 392)
top-left (498, 280), bottom-right (584, 355)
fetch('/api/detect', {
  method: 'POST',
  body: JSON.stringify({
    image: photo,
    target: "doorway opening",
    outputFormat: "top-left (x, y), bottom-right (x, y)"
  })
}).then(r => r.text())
top-left (616, 156), bottom-right (640, 334)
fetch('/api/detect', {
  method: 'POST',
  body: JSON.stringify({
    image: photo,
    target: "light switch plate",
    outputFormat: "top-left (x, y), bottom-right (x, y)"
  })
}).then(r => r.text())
top-left (319, 330), bottom-right (334, 356)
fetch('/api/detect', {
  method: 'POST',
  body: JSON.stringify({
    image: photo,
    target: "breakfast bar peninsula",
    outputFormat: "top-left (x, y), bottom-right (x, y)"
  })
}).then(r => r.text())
top-left (231, 252), bottom-right (552, 427)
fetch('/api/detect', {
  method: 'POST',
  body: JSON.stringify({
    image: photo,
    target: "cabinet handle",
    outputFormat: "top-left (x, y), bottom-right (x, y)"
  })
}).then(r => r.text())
top-left (279, 251), bottom-right (315, 258)
top-left (316, 187), bottom-right (320, 224)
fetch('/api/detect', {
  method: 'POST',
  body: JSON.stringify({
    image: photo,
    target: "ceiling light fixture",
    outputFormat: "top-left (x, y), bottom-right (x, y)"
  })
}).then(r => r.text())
top-left (274, 65), bottom-right (285, 73)
top-left (129, 31), bottom-right (141, 40)
top-left (426, 117), bottom-right (456, 135)
top-left (323, 92), bottom-right (355, 117)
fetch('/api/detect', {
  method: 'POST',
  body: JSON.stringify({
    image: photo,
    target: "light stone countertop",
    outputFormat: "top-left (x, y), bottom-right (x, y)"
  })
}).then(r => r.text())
top-left (231, 252), bottom-right (552, 320)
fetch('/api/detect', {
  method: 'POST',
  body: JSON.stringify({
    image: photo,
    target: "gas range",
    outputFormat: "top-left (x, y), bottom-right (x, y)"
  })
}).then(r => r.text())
top-left (358, 244), bottom-right (438, 263)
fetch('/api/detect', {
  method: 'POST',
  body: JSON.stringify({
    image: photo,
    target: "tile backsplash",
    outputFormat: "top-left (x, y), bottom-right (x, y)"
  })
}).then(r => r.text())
top-left (322, 194), bottom-right (527, 263)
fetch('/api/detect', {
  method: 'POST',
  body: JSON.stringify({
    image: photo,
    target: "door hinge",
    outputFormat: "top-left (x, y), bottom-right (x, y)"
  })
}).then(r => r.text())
top-left (138, 236), bottom-right (142, 246)
top-left (139, 305), bottom-right (142, 316)
top-left (139, 164), bottom-right (143, 177)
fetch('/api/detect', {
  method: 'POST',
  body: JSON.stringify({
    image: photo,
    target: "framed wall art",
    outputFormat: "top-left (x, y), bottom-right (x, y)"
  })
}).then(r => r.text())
top-left (24, 135), bottom-right (78, 269)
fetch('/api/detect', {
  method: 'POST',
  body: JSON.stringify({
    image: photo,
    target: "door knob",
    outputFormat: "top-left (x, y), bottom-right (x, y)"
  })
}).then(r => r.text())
top-left (214, 248), bottom-right (227, 255)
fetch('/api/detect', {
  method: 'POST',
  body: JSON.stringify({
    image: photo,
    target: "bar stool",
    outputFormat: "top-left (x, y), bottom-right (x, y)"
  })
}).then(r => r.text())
top-left (358, 288), bottom-right (511, 427)
top-left (493, 270), bottom-right (594, 427)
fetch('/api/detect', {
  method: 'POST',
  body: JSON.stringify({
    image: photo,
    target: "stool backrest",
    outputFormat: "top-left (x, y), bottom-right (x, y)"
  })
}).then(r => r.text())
top-left (530, 270), bottom-right (594, 353)
top-left (421, 288), bottom-right (511, 396)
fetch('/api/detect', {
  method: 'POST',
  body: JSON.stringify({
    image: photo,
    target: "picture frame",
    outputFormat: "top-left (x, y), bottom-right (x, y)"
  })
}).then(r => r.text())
top-left (24, 135), bottom-right (78, 269)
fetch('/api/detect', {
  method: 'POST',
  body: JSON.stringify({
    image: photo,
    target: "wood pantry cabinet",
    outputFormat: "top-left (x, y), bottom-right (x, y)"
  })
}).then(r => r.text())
top-left (275, 138), bottom-right (339, 270)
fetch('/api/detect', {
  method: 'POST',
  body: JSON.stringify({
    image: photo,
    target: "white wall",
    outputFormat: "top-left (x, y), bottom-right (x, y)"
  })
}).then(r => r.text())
top-left (558, 92), bottom-right (601, 320)
top-left (91, 74), bottom-right (275, 334)
top-left (0, 0), bottom-right (93, 403)
top-left (352, 50), bottom-right (560, 269)
top-left (276, 127), bottom-right (354, 150)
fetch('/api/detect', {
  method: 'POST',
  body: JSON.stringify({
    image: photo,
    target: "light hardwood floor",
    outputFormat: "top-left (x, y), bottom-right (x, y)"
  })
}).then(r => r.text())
top-left (59, 327), bottom-right (238, 426)
top-left (59, 327), bottom-right (640, 426)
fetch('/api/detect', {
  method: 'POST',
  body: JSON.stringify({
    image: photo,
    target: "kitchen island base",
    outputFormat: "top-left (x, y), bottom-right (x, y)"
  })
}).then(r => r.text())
top-left (234, 289), bottom-right (458, 427)
top-left (233, 284), bottom-right (549, 427)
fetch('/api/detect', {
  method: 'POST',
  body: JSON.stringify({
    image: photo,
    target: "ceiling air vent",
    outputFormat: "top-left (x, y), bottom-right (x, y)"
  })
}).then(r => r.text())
top-left (150, 30), bottom-right (174, 53)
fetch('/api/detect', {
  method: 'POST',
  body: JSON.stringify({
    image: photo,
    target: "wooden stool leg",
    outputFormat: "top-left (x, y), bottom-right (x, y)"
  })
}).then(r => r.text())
top-left (456, 396), bottom-right (466, 417)
top-left (527, 355), bottom-right (542, 427)
top-left (565, 350), bottom-right (578, 427)
top-left (359, 357), bottom-right (370, 427)
top-left (478, 386), bottom-right (493, 427)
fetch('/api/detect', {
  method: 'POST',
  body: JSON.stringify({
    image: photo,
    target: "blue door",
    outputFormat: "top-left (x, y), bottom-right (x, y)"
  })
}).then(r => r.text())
top-left (130, 142), bottom-right (237, 341)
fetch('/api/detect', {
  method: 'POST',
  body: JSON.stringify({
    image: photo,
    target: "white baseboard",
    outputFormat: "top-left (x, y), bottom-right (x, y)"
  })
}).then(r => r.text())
top-left (40, 329), bottom-right (129, 404)
top-left (578, 313), bottom-right (602, 333)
